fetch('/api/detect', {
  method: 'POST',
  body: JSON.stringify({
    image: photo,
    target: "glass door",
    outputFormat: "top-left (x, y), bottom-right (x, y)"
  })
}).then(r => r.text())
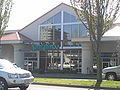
top-left (24, 52), bottom-right (37, 71)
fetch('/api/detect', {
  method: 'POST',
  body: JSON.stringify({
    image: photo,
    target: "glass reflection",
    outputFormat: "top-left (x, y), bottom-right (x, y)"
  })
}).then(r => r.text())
top-left (63, 12), bottom-right (77, 23)
top-left (63, 24), bottom-right (87, 46)
top-left (71, 24), bottom-right (79, 38)
top-left (63, 25), bottom-right (71, 40)
top-left (79, 24), bottom-right (87, 37)
top-left (42, 12), bottom-right (61, 24)
top-left (40, 25), bottom-right (61, 45)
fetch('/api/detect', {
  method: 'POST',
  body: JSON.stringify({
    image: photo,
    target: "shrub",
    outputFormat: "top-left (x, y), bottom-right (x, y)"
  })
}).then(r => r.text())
top-left (32, 68), bottom-right (44, 74)
top-left (47, 69), bottom-right (77, 74)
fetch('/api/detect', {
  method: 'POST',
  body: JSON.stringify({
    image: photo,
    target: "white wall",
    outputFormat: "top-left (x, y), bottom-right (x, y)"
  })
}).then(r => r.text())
top-left (2, 45), bottom-right (14, 62)
top-left (13, 44), bottom-right (25, 68)
top-left (101, 41), bottom-right (117, 52)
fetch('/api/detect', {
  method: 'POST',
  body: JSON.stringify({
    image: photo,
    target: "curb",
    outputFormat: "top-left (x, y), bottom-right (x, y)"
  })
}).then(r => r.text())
top-left (32, 82), bottom-right (120, 90)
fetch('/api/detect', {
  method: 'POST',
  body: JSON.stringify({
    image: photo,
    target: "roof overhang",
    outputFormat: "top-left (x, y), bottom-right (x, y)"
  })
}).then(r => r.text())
top-left (72, 36), bottom-right (120, 43)
top-left (0, 40), bottom-right (23, 44)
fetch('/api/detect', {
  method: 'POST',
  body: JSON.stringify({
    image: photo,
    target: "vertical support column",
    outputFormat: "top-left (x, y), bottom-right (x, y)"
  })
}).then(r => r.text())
top-left (0, 45), bottom-right (2, 58)
top-left (81, 43), bottom-right (93, 74)
top-left (61, 11), bottom-right (63, 40)
top-left (60, 11), bottom-right (64, 70)
top-left (13, 44), bottom-right (24, 68)
top-left (60, 50), bottom-right (63, 70)
top-left (37, 51), bottom-right (40, 69)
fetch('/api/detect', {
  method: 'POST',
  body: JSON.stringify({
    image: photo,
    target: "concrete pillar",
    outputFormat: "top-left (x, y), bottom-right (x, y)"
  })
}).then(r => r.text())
top-left (81, 43), bottom-right (93, 74)
top-left (60, 50), bottom-right (63, 70)
top-left (0, 45), bottom-right (2, 58)
top-left (37, 51), bottom-right (40, 69)
top-left (13, 44), bottom-right (24, 68)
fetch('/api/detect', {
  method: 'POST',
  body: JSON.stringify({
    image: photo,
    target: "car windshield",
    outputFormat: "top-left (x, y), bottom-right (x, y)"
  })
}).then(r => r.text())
top-left (0, 60), bottom-right (15, 69)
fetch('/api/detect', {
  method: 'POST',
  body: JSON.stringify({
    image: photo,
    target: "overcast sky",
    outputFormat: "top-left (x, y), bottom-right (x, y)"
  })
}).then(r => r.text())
top-left (7, 0), bottom-right (120, 30)
top-left (7, 0), bottom-right (70, 30)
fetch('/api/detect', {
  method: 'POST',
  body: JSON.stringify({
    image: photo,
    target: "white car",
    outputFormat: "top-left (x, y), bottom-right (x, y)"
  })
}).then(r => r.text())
top-left (0, 59), bottom-right (34, 90)
top-left (102, 65), bottom-right (120, 80)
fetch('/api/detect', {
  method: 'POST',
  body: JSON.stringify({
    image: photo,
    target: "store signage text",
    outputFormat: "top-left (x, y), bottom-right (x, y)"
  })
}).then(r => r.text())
top-left (32, 44), bottom-right (59, 51)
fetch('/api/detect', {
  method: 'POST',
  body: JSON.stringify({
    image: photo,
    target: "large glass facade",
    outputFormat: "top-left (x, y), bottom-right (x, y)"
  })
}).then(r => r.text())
top-left (38, 50), bottom-right (81, 72)
top-left (40, 11), bottom-right (87, 41)
top-left (36, 11), bottom-right (87, 72)
top-left (22, 9), bottom-right (118, 74)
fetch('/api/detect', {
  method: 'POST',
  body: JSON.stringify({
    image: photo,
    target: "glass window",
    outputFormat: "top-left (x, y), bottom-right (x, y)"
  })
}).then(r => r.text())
top-left (64, 41), bottom-right (72, 46)
top-left (63, 50), bottom-right (81, 72)
top-left (24, 53), bottom-right (37, 57)
top-left (40, 25), bottom-right (61, 43)
top-left (47, 17), bottom-right (54, 24)
top-left (42, 12), bottom-right (61, 24)
top-left (79, 24), bottom-right (87, 37)
top-left (54, 12), bottom-right (61, 24)
top-left (63, 24), bottom-right (87, 46)
top-left (63, 12), bottom-right (77, 23)
top-left (63, 24), bottom-right (80, 39)
top-left (52, 25), bottom-right (61, 41)
top-left (63, 25), bottom-right (71, 40)
top-left (71, 24), bottom-right (79, 38)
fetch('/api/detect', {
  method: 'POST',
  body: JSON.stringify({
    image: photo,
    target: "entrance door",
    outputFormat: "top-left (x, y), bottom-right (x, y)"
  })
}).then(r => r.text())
top-left (39, 50), bottom-right (60, 72)
top-left (24, 60), bottom-right (37, 71)
top-left (63, 49), bottom-right (81, 72)
top-left (24, 52), bottom-right (37, 71)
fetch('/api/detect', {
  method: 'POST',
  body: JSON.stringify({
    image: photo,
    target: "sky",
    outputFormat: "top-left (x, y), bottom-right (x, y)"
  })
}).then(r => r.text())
top-left (7, 0), bottom-right (70, 30)
top-left (6, 0), bottom-right (120, 31)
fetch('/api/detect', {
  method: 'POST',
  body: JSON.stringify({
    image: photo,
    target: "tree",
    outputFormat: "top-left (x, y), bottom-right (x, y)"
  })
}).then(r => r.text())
top-left (0, 0), bottom-right (13, 38)
top-left (70, 0), bottom-right (120, 82)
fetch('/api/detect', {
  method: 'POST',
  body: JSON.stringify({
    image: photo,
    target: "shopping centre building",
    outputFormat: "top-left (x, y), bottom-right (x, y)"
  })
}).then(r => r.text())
top-left (1, 3), bottom-right (120, 74)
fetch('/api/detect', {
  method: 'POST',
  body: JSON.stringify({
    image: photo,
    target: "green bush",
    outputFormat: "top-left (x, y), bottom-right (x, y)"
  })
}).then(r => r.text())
top-left (32, 68), bottom-right (44, 74)
top-left (47, 69), bottom-right (77, 74)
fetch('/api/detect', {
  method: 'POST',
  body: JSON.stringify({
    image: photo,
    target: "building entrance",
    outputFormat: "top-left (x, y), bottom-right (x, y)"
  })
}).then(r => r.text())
top-left (39, 50), bottom-right (61, 72)
top-left (38, 49), bottom-right (81, 73)
top-left (24, 52), bottom-right (37, 71)
top-left (23, 45), bottom-right (81, 73)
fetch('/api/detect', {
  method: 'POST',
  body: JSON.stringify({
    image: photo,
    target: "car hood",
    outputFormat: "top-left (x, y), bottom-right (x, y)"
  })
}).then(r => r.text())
top-left (104, 66), bottom-right (119, 70)
top-left (2, 67), bottom-right (31, 74)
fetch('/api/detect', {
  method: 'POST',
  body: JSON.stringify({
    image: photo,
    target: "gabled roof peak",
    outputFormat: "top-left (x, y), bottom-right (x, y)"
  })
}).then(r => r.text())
top-left (20, 3), bottom-right (72, 31)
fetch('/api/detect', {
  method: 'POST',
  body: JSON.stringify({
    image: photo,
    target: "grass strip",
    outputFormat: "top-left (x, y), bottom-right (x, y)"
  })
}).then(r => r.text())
top-left (34, 78), bottom-right (120, 88)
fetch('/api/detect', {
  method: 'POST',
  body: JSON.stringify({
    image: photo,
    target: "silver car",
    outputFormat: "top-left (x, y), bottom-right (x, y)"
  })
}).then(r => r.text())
top-left (0, 59), bottom-right (34, 90)
top-left (102, 65), bottom-right (120, 80)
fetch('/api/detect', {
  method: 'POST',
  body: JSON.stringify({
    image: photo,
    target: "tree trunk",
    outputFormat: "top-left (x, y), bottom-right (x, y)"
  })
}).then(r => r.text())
top-left (96, 53), bottom-right (102, 82)
top-left (96, 40), bottom-right (102, 82)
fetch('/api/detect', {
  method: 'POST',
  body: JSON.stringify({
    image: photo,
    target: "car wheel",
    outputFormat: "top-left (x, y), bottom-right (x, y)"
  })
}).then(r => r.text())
top-left (106, 73), bottom-right (117, 80)
top-left (0, 78), bottom-right (8, 90)
top-left (19, 85), bottom-right (29, 90)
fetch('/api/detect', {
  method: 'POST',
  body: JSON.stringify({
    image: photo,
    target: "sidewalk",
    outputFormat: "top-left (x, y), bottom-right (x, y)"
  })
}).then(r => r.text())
top-left (33, 73), bottom-right (97, 79)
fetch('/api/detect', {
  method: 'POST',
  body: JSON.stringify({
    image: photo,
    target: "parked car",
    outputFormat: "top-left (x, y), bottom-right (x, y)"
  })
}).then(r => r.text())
top-left (58, 62), bottom-right (75, 70)
top-left (0, 59), bottom-right (34, 90)
top-left (102, 65), bottom-right (120, 80)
